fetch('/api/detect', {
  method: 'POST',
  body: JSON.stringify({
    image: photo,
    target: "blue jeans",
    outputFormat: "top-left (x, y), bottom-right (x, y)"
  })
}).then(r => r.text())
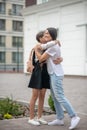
top-left (50, 73), bottom-right (76, 120)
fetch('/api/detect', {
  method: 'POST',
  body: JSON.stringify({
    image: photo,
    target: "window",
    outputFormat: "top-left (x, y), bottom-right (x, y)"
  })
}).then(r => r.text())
top-left (0, 36), bottom-right (5, 47)
top-left (12, 4), bottom-right (23, 16)
top-left (37, 0), bottom-right (48, 4)
top-left (0, 52), bottom-right (5, 63)
top-left (12, 37), bottom-right (23, 47)
top-left (13, 21), bottom-right (23, 31)
top-left (42, 0), bottom-right (48, 3)
top-left (0, 3), bottom-right (5, 14)
top-left (12, 52), bottom-right (23, 63)
top-left (0, 19), bottom-right (5, 30)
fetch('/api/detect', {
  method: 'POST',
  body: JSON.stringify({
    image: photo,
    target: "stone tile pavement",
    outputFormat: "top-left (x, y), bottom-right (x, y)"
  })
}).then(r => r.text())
top-left (0, 73), bottom-right (87, 130)
top-left (0, 114), bottom-right (87, 130)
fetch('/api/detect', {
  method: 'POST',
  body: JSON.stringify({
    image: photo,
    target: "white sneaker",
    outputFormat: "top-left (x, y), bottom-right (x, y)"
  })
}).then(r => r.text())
top-left (37, 118), bottom-right (48, 124)
top-left (69, 116), bottom-right (80, 129)
top-left (28, 119), bottom-right (40, 126)
top-left (48, 119), bottom-right (64, 126)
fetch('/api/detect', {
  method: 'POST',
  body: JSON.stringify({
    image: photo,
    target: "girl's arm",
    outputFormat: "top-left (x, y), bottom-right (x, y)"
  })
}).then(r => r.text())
top-left (36, 40), bottom-right (61, 50)
top-left (41, 41), bottom-right (56, 50)
top-left (34, 47), bottom-right (49, 63)
top-left (27, 48), bottom-right (34, 73)
top-left (34, 41), bottom-right (62, 63)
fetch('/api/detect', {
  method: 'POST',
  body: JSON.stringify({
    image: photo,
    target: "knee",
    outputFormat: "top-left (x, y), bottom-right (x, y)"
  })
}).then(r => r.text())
top-left (32, 94), bottom-right (38, 101)
top-left (39, 93), bottom-right (45, 100)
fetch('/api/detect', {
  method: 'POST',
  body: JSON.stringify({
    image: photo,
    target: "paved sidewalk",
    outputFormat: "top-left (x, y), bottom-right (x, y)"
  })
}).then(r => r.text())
top-left (0, 73), bottom-right (87, 113)
top-left (0, 114), bottom-right (87, 130)
top-left (0, 73), bottom-right (87, 130)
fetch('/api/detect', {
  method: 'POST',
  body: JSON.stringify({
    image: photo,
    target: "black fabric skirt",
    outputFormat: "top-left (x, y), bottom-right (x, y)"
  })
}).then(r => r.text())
top-left (28, 62), bottom-right (50, 89)
top-left (41, 63), bottom-right (50, 89)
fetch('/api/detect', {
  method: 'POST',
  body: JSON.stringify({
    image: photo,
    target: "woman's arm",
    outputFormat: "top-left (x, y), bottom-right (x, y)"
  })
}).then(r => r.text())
top-left (34, 41), bottom-right (62, 64)
top-left (41, 41), bottom-right (63, 64)
top-left (53, 57), bottom-right (63, 64)
top-left (41, 41), bottom-right (56, 50)
top-left (34, 46), bottom-right (49, 63)
top-left (27, 48), bottom-right (34, 73)
top-left (36, 40), bottom-right (61, 50)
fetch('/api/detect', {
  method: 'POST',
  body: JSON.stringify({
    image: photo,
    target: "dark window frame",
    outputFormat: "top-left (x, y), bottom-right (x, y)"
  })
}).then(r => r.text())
top-left (12, 52), bottom-right (23, 63)
top-left (0, 19), bottom-right (5, 30)
top-left (12, 37), bottom-right (23, 47)
top-left (0, 36), bottom-right (5, 47)
top-left (13, 21), bottom-right (23, 32)
top-left (0, 3), bottom-right (6, 14)
top-left (0, 52), bottom-right (5, 63)
top-left (12, 4), bottom-right (23, 16)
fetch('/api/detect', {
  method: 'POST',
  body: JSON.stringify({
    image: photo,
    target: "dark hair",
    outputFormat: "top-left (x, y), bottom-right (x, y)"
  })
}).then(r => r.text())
top-left (47, 27), bottom-right (57, 40)
top-left (36, 31), bottom-right (44, 42)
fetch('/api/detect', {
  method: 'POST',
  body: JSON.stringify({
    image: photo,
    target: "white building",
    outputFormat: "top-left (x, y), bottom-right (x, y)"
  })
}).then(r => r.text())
top-left (23, 0), bottom-right (87, 76)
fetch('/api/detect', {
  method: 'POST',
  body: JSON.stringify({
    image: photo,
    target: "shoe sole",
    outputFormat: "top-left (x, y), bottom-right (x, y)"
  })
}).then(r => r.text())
top-left (39, 122), bottom-right (48, 125)
top-left (28, 123), bottom-right (40, 126)
top-left (28, 121), bottom-right (40, 126)
top-left (48, 123), bottom-right (64, 126)
top-left (37, 119), bottom-right (48, 125)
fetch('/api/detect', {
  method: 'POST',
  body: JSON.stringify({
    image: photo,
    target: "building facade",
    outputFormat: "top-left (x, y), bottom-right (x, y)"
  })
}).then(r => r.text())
top-left (23, 0), bottom-right (87, 76)
top-left (0, 0), bottom-right (24, 72)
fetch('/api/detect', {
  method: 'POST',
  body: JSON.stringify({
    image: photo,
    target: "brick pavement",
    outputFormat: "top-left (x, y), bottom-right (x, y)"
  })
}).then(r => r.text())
top-left (0, 73), bottom-right (87, 114)
top-left (0, 73), bottom-right (87, 130)
top-left (0, 114), bottom-right (87, 130)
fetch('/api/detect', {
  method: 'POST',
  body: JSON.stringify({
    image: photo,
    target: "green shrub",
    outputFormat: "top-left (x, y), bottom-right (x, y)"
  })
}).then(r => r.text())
top-left (48, 94), bottom-right (55, 111)
top-left (0, 97), bottom-right (23, 119)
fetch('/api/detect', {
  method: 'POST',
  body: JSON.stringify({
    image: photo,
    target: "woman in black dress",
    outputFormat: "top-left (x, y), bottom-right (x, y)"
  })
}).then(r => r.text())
top-left (27, 31), bottom-right (62, 125)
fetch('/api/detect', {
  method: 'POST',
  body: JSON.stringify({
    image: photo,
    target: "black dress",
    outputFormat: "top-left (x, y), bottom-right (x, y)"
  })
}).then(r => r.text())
top-left (28, 51), bottom-right (50, 89)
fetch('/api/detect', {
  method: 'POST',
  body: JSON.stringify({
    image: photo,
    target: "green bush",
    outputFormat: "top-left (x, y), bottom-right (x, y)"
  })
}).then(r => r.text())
top-left (0, 97), bottom-right (23, 119)
top-left (48, 94), bottom-right (55, 111)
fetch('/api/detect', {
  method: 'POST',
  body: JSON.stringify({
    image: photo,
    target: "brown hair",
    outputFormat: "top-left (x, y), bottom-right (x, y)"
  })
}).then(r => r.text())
top-left (36, 31), bottom-right (44, 42)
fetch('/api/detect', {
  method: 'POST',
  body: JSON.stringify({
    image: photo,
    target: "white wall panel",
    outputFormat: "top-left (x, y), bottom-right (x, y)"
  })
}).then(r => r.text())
top-left (38, 9), bottom-right (60, 30)
top-left (24, 15), bottom-right (38, 72)
top-left (23, 0), bottom-right (87, 75)
top-left (60, 3), bottom-right (86, 75)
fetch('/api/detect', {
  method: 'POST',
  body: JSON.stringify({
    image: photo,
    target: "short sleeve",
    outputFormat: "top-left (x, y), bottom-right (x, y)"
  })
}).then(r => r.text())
top-left (45, 46), bottom-right (56, 57)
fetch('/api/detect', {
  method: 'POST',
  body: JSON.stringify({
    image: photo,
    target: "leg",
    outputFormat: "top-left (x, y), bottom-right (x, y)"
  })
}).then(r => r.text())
top-left (29, 89), bottom-right (39, 119)
top-left (48, 85), bottom-right (64, 126)
top-left (38, 88), bottom-right (46, 118)
top-left (50, 86), bottom-right (64, 120)
top-left (28, 89), bottom-right (40, 125)
top-left (50, 74), bottom-right (80, 129)
top-left (37, 88), bottom-right (48, 124)
top-left (50, 74), bottom-right (76, 118)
